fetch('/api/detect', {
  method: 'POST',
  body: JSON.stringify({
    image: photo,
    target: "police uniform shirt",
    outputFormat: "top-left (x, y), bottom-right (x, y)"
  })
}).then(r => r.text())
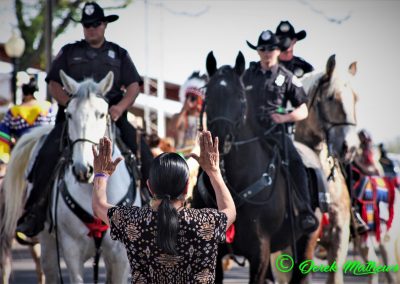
top-left (279, 56), bottom-right (314, 79)
top-left (46, 40), bottom-right (143, 105)
top-left (242, 62), bottom-right (307, 123)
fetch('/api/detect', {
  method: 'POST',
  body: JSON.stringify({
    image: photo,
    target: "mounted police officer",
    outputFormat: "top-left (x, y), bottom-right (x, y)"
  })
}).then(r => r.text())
top-left (275, 21), bottom-right (314, 78)
top-left (243, 30), bottom-right (318, 233)
top-left (16, 2), bottom-right (153, 239)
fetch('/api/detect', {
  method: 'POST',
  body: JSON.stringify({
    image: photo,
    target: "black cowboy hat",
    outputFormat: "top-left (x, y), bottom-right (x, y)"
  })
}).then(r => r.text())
top-left (275, 21), bottom-right (306, 41)
top-left (71, 2), bottom-right (119, 24)
top-left (246, 30), bottom-right (280, 51)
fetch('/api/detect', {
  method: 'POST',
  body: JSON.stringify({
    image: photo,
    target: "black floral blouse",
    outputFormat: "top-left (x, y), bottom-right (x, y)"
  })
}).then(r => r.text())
top-left (107, 205), bottom-right (227, 284)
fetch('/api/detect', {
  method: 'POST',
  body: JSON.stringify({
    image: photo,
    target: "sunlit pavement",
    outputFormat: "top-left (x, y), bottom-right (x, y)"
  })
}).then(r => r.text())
top-left (9, 243), bottom-right (389, 283)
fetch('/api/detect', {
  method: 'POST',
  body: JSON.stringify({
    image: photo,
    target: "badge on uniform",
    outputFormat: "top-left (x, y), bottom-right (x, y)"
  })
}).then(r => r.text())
top-left (108, 50), bottom-right (115, 59)
top-left (245, 85), bottom-right (253, 91)
top-left (275, 74), bottom-right (285, 86)
top-left (291, 75), bottom-right (303, 87)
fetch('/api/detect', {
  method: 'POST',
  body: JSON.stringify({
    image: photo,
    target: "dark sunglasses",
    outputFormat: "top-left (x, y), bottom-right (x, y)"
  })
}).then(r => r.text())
top-left (186, 94), bottom-right (198, 102)
top-left (83, 21), bottom-right (103, 29)
top-left (257, 46), bottom-right (277, 52)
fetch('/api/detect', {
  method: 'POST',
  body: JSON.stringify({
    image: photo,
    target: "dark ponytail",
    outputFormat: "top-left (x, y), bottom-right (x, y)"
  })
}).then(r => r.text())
top-left (149, 153), bottom-right (189, 255)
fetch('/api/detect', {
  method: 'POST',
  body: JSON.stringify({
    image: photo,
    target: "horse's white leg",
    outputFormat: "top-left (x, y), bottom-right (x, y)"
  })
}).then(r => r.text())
top-left (271, 249), bottom-right (291, 284)
top-left (29, 241), bottom-right (45, 284)
top-left (326, 201), bottom-right (350, 284)
top-left (60, 234), bottom-right (87, 284)
top-left (102, 234), bottom-right (130, 284)
top-left (1, 251), bottom-right (12, 284)
top-left (40, 230), bottom-right (62, 284)
top-left (395, 236), bottom-right (400, 283)
top-left (366, 233), bottom-right (379, 284)
top-left (378, 241), bottom-right (395, 284)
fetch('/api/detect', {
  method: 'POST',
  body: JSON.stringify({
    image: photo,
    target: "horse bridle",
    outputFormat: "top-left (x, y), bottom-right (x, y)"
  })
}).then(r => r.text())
top-left (63, 94), bottom-right (115, 162)
top-left (309, 76), bottom-right (357, 133)
top-left (200, 79), bottom-right (247, 153)
top-left (310, 76), bottom-right (357, 179)
top-left (206, 95), bottom-right (247, 129)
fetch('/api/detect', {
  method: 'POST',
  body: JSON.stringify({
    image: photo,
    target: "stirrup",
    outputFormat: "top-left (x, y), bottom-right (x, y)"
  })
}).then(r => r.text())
top-left (351, 208), bottom-right (369, 236)
top-left (15, 232), bottom-right (36, 246)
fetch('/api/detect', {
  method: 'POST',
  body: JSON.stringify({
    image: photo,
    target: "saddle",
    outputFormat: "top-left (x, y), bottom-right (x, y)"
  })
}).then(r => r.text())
top-left (294, 141), bottom-right (330, 212)
top-left (352, 167), bottom-right (395, 241)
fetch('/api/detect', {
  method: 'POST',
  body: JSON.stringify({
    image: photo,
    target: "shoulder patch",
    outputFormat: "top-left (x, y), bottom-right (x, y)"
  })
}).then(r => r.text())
top-left (291, 75), bottom-right (303, 87)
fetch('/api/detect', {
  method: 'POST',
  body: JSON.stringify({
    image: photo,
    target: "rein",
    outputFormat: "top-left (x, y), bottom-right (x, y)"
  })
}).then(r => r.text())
top-left (53, 95), bottom-right (115, 283)
top-left (310, 76), bottom-right (356, 180)
top-left (309, 77), bottom-right (356, 131)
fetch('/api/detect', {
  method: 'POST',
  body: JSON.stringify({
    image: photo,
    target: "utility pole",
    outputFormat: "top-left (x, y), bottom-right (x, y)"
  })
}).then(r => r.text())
top-left (45, 0), bottom-right (53, 101)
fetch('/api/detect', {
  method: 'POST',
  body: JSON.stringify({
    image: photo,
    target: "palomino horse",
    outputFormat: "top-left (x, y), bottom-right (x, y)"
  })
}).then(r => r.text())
top-left (1, 71), bottom-right (140, 283)
top-left (294, 54), bottom-right (359, 283)
top-left (192, 51), bottom-right (305, 283)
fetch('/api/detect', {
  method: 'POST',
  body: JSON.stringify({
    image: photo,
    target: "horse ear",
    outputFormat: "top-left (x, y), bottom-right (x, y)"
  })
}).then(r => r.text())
top-left (234, 51), bottom-right (245, 76)
top-left (206, 51), bottom-right (217, 77)
top-left (59, 70), bottom-right (79, 94)
top-left (326, 54), bottom-right (336, 79)
top-left (348, 61), bottom-right (357, 76)
top-left (99, 71), bottom-right (114, 95)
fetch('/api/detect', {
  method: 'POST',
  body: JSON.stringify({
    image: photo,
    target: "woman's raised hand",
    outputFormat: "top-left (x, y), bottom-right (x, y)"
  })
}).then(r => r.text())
top-left (92, 137), bottom-right (123, 176)
top-left (190, 131), bottom-right (219, 174)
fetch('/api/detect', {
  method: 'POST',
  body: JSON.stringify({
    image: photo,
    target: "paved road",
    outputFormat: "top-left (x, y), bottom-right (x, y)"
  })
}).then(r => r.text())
top-left (8, 243), bottom-right (388, 283)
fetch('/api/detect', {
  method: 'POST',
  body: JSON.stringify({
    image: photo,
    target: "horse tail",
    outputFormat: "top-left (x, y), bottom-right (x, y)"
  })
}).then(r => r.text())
top-left (0, 125), bottom-right (52, 264)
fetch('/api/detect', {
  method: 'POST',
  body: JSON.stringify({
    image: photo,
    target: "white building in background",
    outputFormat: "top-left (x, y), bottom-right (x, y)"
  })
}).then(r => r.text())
top-left (0, 61), bottom-right (183, 138)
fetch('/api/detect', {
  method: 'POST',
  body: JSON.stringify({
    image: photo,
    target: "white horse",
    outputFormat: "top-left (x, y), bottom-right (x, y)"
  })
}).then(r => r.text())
top-left (1, 71), bottom-right (140, 283)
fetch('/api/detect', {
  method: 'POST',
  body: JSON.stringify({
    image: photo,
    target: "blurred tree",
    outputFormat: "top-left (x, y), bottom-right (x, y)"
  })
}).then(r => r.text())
top-left (13, 0), bottom-right (132, 71)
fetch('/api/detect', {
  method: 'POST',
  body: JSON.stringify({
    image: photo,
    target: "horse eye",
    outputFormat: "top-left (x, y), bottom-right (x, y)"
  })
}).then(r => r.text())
top-left (66, 112), bottom-right (72, 119)
top-left (99, 113), bottom-right (105, 119)
top-left (327, 94), bottom-right (335, 101)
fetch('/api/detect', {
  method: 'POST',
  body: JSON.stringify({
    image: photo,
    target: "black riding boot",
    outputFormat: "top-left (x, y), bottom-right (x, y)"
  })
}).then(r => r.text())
top-left (16, 123), bottom-right (64, 240)
top-left (116, 114), bottom-right (153, 182)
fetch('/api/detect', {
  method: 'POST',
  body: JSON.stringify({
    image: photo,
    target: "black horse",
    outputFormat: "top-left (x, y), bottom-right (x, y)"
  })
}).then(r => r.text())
top-left (192, 51), bottom-right (305, 283)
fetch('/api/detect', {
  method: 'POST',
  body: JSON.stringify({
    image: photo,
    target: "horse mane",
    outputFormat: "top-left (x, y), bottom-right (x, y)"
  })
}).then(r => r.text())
top-left (300, 71), bottom-right (323, 94)
top-left (0, 125), bottom-right (53, 258)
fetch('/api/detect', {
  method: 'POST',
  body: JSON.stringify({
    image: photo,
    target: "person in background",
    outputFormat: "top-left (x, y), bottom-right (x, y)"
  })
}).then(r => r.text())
top-left (16, 1), bottom-right (153, 239)
top-left (168, 72), bottom-right (206, 153)
top-left (275, 20), bottom-right (314, 78)
top-left (354, 129), bottom-right (382, 176)
top-left (243, 29), bottom-right (318, 233)
top-left (0, 77), bottom-right (55, 164)
top-left (92, 131), bottom-right (236, 283)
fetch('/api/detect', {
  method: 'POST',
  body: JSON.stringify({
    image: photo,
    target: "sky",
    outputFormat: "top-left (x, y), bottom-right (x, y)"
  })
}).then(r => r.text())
top-left (1, 0), bottom-right (399, 144)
